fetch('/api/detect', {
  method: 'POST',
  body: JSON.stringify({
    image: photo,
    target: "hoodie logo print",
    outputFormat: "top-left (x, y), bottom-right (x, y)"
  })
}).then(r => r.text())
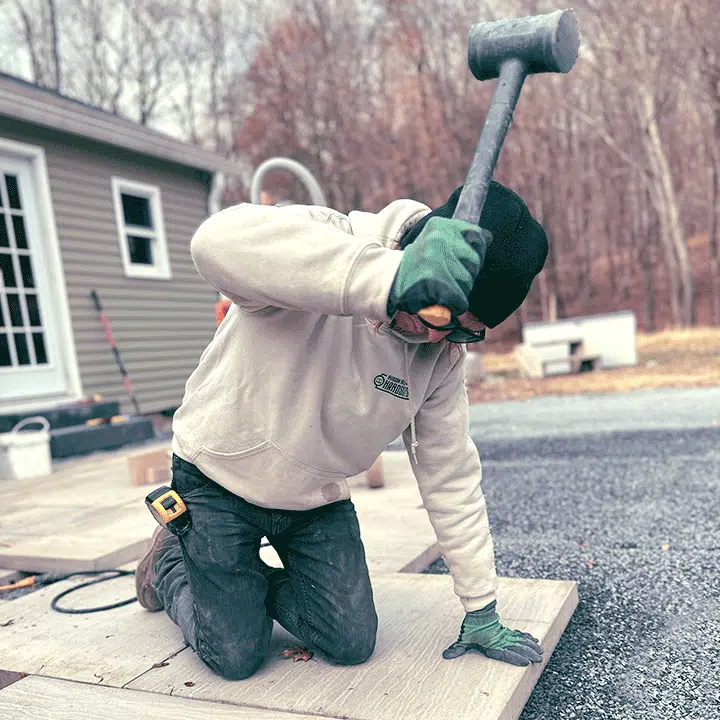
top-left (374, 373), bottom-right (409, 400)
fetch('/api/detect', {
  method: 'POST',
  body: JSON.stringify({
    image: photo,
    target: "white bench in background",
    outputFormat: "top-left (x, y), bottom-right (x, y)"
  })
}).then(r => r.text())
top-left (516, 336), bottom-right (602, 379)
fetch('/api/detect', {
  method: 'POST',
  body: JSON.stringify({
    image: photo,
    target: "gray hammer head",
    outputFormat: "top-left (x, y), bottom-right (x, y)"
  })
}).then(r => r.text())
top-left (468, 9), bottom-right (580, 81)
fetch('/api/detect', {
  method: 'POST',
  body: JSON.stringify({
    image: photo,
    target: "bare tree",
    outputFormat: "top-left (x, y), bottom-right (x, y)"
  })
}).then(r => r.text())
top-left (1, 0), bottom-right (717, 336)
top-left (11, 0), bottom-right (62, 89)
top-left (685, 0), bottom-right (720, 324)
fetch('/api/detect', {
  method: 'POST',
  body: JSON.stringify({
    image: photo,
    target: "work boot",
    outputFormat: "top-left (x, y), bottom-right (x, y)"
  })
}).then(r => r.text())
top-left (135, 526), bottom-right (178, 611)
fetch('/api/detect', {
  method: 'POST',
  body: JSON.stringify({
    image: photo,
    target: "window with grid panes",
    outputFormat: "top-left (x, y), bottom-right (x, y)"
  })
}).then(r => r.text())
top-left (111, 178), bottom-right (171, 279)
top-left (0, 172), bottom-right (47, 368)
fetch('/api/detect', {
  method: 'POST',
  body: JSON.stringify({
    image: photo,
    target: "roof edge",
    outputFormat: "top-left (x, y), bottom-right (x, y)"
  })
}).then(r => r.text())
top-left (0, 73), bottom-right (240, 175)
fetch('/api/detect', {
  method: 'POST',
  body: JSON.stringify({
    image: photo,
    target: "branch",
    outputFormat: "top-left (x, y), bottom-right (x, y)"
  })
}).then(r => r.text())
top-left (564, 102), bottom-right (650, 185)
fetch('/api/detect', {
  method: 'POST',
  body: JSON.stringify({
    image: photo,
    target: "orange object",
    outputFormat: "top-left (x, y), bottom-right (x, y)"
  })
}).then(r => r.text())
top-left (0, 575), bottom-right (36, 592)
top-left (215, 299), bottom-right (232, 325)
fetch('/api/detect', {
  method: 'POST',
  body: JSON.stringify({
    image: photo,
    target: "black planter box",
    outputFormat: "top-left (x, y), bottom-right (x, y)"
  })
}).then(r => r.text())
top-left (0, 401), bottom-right (122, 433)
top-left (50, 417), bottom-right (155, 459)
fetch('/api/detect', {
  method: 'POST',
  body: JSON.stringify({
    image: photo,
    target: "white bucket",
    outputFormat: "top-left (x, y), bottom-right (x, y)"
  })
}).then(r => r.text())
top-left (0, 416), bottom-right (52, 480)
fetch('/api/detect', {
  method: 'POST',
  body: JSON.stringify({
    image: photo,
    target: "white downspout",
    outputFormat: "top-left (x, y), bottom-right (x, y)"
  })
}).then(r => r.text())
top-left (208, 171), bottom-right (226, 216)
top-left (208, 171), bottom-right (227, 302)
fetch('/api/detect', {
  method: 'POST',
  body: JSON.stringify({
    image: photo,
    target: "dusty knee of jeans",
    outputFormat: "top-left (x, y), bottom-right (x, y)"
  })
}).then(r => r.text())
top-left (327, 632), bottom-right (376, 666)
top-left (328, 637), bottom-right (375, 665)
top-left (198, 637), bottom-right (265, 680)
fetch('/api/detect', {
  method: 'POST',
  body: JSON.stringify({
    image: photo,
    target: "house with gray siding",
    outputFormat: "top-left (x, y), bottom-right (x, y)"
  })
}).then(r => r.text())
top-left (0, 73), bottom-right (236, 420)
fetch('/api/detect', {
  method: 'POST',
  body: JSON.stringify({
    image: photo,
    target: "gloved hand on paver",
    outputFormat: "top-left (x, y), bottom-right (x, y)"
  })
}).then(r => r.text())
top-left (443, 601), bottom-right (543, 666)
top-left (387, 217), bottom-right (492, 318)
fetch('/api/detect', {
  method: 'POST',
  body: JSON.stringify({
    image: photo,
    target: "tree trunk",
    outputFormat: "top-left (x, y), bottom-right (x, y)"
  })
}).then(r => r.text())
top-left (638, 186), bottom-right (656, 331)
top-left (47, 0), bottom-right (61, 91)
top-left (710, 143), bottom-right (720, 325)
top-left (639, 85), bottom-right (693, 325)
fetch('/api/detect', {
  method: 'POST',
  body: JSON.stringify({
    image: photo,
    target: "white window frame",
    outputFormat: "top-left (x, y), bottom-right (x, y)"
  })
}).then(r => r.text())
top-left (111, 177), bottom-right (171, 279)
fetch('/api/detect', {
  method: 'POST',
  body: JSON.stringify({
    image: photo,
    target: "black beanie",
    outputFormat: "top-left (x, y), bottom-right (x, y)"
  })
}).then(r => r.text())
top-left (399, 182), bottom-right (548, 328)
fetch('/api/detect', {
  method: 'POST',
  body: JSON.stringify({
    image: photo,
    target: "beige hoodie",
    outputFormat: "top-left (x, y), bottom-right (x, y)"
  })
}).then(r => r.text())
top-left (172, 200), bottom-right (499, 612)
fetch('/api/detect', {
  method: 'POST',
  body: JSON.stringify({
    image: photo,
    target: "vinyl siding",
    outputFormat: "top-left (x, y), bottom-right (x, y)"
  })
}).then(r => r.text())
top-left (0, 118), bottom-right (219, 414)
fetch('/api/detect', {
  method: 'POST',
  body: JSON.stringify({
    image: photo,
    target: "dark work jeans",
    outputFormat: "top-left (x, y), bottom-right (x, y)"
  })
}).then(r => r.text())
top-left (154, 454), bottom-right (378, 680)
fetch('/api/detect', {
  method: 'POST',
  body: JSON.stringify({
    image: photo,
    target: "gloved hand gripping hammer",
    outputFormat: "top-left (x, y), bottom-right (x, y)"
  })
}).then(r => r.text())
top-left (418, 9), bottom-right (581, 328)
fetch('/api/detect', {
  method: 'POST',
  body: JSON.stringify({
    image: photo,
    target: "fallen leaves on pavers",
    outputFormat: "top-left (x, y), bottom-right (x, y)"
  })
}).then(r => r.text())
top-left (281, 645), bottom-right (314, 662)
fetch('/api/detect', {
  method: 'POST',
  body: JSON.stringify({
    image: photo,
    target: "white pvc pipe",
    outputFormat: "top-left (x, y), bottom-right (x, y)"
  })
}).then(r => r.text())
top-left (208, 171), bottom-right (226, 216)
top-left (250, 157), bottom-right (327, 206)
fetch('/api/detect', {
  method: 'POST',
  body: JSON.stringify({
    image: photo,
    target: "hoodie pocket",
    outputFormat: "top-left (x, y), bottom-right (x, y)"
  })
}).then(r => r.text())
top-left (194, 441), bottom-right (349, 510)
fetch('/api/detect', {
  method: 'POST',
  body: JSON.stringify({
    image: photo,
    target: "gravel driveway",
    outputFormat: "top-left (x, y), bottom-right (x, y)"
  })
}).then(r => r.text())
top-left (424, 388), bottom-right (720, 720)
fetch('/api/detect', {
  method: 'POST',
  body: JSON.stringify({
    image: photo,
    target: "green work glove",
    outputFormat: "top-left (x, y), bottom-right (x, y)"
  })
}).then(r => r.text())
top-left (387, 217), bottom-right (492, 318)
top-left (443, 601), bottom-right (543, 666)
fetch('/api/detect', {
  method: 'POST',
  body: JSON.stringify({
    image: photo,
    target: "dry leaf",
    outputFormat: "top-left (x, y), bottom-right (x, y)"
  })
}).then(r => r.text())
top-left (281, 646), bottom-right (314, 662)
top-left (184, 681), bottom-right (195, 687)
top-left (661, 543), bottom-right (671, 552)
top-left (584, 560), bottom-right (596, 568)
top-left (152, 662), bottom-right (169, 668)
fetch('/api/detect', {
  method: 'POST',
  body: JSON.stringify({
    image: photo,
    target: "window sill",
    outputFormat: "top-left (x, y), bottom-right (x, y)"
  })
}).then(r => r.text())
top-left (124, 265), bottom-right (173, 280)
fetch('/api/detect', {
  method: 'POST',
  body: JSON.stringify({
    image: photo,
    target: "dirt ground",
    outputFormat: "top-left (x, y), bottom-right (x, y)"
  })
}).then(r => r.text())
top-left (467, 327), bottom-right (720, 403)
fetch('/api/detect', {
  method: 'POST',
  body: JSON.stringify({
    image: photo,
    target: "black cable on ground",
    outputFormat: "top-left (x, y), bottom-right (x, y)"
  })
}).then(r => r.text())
top-left (6, 539), bottom-right (273, 614)
top-left (49, 569), bottom-right (137, 614)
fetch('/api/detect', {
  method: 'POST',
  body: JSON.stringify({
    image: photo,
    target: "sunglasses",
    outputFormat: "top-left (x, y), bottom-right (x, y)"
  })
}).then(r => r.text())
top-left (417, 314), bottom-right (486, 344)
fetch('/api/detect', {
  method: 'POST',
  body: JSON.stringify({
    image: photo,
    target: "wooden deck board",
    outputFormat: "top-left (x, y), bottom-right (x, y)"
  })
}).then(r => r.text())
top-left (0, 573), bottom-right (576, 720)
top-left (127, 575), bottom-right (578, 720)
top-left (0, 676), bottom-right (328, 719)
top-left (0, 572), bottom-right (186, 686)
top-left (0, 445), bottom-right (166, 573)
top-left (0, 445), bottom-right (579, 719)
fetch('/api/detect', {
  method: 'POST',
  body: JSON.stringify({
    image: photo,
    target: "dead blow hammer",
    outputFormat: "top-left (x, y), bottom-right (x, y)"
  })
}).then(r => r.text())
top-left (417, 9), bottom-right (581, 329)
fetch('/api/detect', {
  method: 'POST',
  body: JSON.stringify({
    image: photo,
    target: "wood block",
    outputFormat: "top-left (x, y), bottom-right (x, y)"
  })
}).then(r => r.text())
top-left (128, 448), bottom-right (172, 486)
top-left (128, 574), bottom-right (578, 720)
top-left (0, 676), bottom-right (327, 720)
top-left (365, 455), bottom-right (385, 488)
top-left (147, 466), bottom-right (172, 485)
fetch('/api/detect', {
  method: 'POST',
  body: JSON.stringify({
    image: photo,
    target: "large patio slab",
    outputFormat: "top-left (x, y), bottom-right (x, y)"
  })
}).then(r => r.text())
top-left (129, 574), bottom-right (577, 720)
top-left (0, 565), bottom-right (576, 719)
top-left (0, 569), bottom-right (186, 686)
top-left (0, 443), bottom-right (166, 573)
top-left (0, 676), bottom-right (327, 719)
top-left (0, 441), bottom-right (579, 719)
